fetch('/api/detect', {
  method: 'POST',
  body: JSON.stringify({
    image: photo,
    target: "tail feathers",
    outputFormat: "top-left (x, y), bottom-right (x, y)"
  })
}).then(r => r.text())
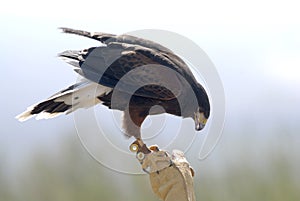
top-left (16, 100), bottom-right (72, 122)
top-left (59, 27), bottom-right (116, 43)
top-left (16, 81), bottom-right (112, 121)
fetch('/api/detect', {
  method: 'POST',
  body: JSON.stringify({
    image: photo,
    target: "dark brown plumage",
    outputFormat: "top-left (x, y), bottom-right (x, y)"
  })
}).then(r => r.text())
top-left (16, 28), bottom-right (210, 140)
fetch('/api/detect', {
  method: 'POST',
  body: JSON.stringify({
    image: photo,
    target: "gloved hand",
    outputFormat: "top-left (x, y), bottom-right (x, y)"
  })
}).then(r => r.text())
top-left (130, 141), bottom-right (196, 201)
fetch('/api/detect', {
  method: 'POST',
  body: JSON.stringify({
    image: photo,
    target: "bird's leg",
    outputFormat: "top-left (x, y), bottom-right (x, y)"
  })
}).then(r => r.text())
top-left (123, 109), bottom-right (151, 153)
top-left (122, 110), bottom-right (143, 139)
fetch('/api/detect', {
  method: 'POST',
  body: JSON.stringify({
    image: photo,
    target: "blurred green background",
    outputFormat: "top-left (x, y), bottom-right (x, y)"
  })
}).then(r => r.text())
top-left (1, 128), bottom-right (299, 201)
top-left (1, 0), bottom-right (300, 200)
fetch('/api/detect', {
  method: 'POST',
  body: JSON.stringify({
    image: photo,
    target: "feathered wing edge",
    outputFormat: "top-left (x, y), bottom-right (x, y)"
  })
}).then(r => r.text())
top-left (59, 27), bottom-right (116, 43)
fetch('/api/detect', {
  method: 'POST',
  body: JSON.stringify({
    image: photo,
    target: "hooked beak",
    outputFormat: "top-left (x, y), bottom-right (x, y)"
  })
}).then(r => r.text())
top-left (195, 112), bottom-right (207, 131)
top-left (196, 122), bottom-right (205, 131)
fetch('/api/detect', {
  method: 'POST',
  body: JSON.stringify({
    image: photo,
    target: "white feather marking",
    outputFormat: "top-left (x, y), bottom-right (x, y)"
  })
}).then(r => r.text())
top-left (35, 112), bottom-right (62, 120)
top-left (15, 105), bottom-right (35, 122)
top-left (16, 81), bottom-right (113, 121)
top-left (54, 82), bottom-right (111, 105)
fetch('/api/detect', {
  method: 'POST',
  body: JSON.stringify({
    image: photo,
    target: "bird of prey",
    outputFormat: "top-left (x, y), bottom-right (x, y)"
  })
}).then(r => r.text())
top-left (16, 28), bottom-right (210, 144)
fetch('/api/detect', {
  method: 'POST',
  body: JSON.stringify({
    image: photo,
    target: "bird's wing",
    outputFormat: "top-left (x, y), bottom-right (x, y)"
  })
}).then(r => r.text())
top-left (60, 27), bottom-right (197, 85)
top-left (60, 27), bottom-right (172, 53)
top-left (59, 42), bottom-right (193, 100)
top-left (61, 28), bottom-right (196, 99)
top-left (60, 27), bottom-right (116, 43)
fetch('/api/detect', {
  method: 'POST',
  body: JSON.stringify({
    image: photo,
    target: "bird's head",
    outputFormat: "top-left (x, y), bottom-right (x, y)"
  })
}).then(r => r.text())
top-left (194, 107), bottom-right (209, 131)
top-left (191, 82), bottom-right (210, 131)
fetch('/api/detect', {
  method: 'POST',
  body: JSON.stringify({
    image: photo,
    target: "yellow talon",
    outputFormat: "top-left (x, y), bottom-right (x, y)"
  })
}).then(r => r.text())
top-left (130, 143), bottom-right (139, 152)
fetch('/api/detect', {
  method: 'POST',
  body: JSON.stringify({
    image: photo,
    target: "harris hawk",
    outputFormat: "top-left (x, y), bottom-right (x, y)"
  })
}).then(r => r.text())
top-left (16, 28), bottom-right (210, 146)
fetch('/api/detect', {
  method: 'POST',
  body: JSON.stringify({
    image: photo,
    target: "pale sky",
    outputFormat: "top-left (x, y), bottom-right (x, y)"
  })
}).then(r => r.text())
top-left (1, 0), bottom-right (299, 25)
top-left (1, 0), bottom-right (299, 172)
